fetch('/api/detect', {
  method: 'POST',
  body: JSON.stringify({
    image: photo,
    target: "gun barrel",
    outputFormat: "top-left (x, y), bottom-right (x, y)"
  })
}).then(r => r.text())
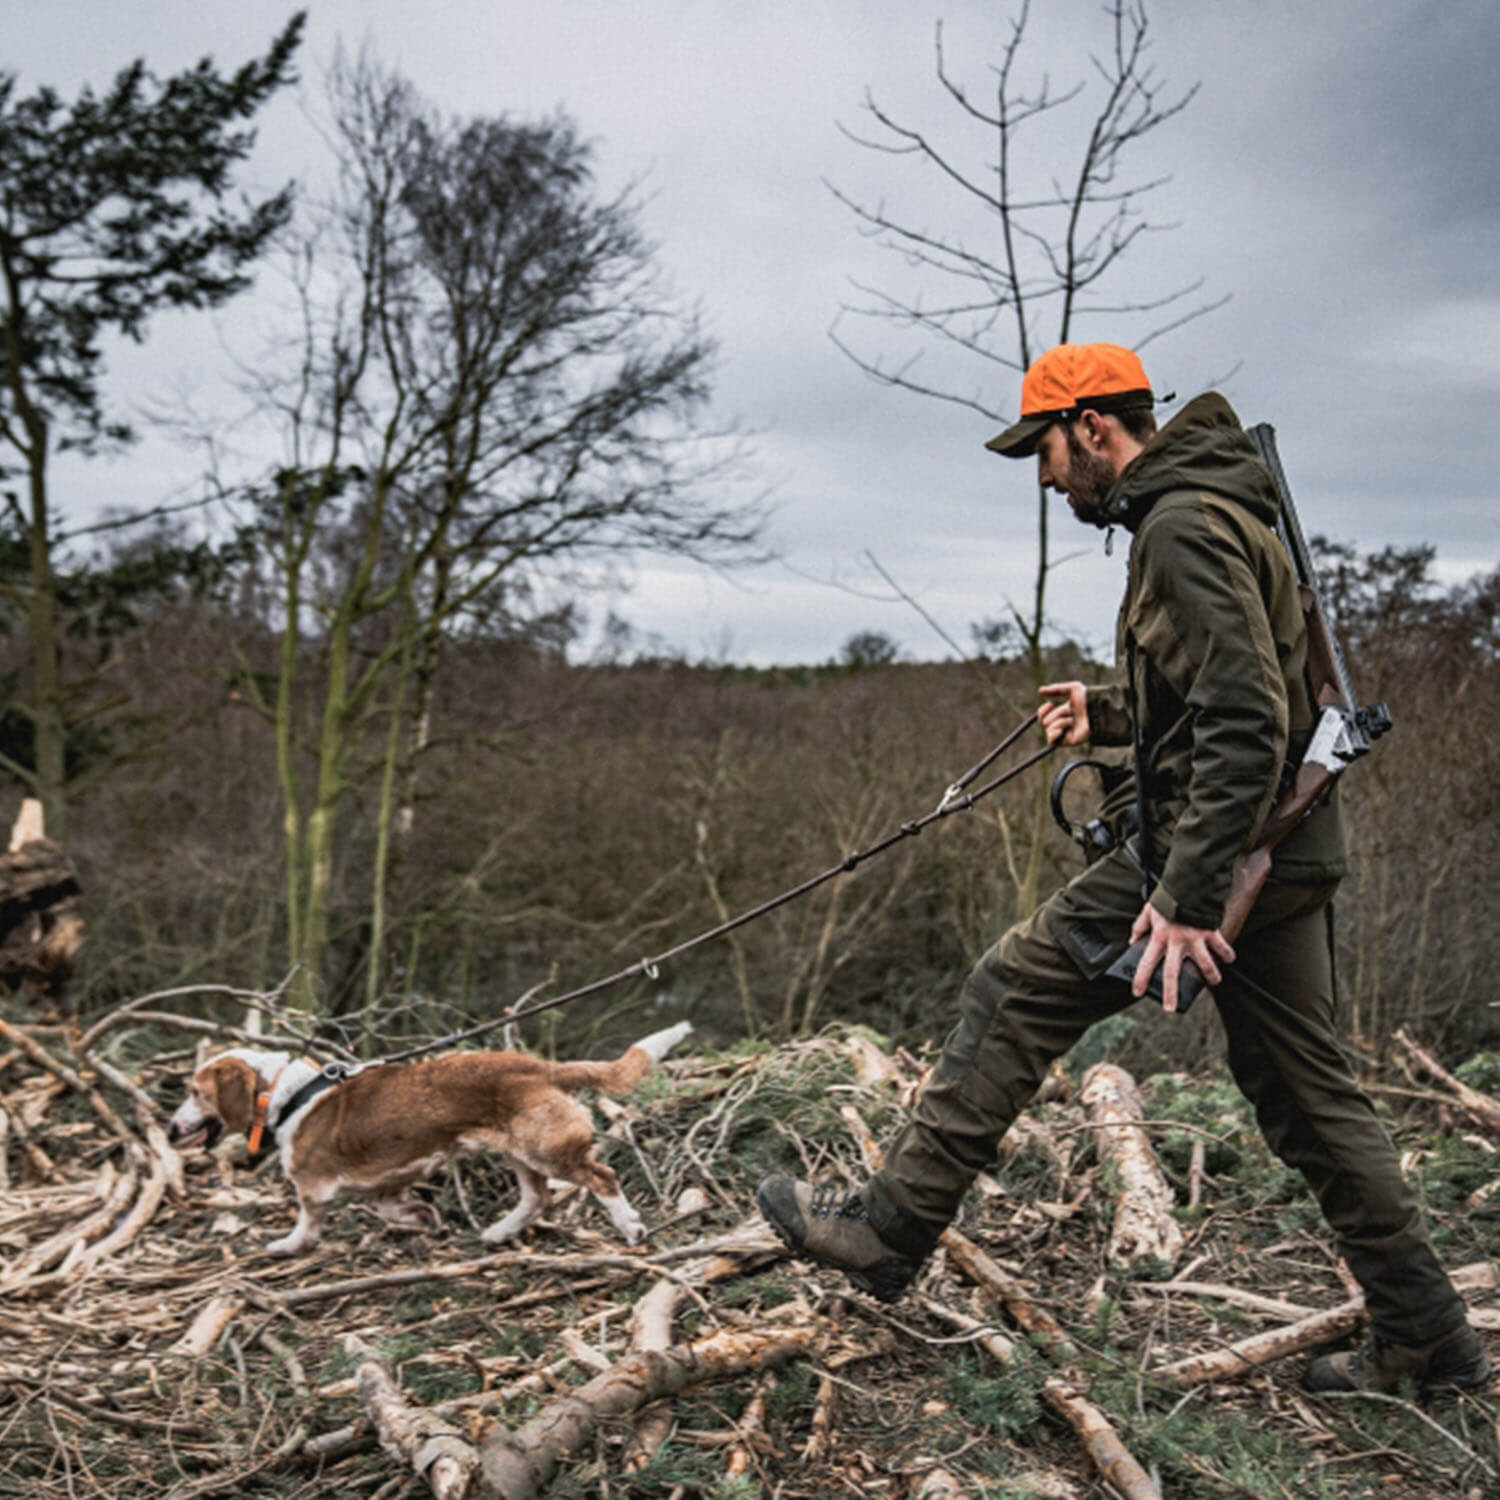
top-left (1247, 422), bottom-right (1366, 721)
top-left (1249, 424), bottom-right (1316, 585)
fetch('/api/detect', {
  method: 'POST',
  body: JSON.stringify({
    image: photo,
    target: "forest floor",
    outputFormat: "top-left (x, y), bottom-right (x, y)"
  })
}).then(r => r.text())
top-left (2, 1012), bottom-right (1498, 1500)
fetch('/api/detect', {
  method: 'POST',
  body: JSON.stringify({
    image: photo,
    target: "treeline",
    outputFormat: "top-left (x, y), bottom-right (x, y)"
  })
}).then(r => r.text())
top-left (24, 537), bottom-right (1496, 1065)
top-left (4, 23), bottom-right (1495, 1067)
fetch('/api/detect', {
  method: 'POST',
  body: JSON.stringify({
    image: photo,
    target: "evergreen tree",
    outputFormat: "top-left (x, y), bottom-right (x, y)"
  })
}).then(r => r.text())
top-left (0, 15), bottom-right (304, 835)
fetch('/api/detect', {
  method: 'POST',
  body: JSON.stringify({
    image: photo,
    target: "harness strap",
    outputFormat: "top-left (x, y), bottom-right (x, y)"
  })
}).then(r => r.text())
top-left (246, 1063), bottom-right (351, 1157)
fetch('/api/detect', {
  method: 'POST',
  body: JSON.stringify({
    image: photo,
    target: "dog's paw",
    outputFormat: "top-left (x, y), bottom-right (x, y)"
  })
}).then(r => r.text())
top-left (615, 1208), bottom-right (647, 1245)
top-left (265, 1234), bottom-right (303, 1256)
top-left (481, 1216), bottom-right (524, 1246)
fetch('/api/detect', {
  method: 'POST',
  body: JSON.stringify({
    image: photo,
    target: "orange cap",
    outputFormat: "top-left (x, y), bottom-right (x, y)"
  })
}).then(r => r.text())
top-left (986, 343), bottom-right (1154, 457)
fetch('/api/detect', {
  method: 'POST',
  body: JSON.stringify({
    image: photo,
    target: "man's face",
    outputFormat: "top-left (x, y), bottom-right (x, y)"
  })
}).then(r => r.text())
top-left (1035, 419), bottom-right (1120, 527)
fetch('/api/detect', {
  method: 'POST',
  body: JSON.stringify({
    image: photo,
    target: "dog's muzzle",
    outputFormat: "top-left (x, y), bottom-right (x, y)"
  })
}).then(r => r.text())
top-left (167, 1113), bottom-right (223, 1150)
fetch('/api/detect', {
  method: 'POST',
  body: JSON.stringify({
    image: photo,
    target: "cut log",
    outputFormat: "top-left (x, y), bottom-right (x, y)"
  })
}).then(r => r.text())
top-left (1080, 1063), bottom-right (1183, 1271)
top-left (9, 799), bottom-right (43, 851)
top-left (624, 1278), bottom-right (684, 1470)
top-left (725, 1370), bottom-right (774, 1478)
top-left (799, 1372), bottom-right (837, 1461)
top-left (0, 825), bottom-right (83, 1001)
top-left (171, 1295), bottom-right (243, 1358)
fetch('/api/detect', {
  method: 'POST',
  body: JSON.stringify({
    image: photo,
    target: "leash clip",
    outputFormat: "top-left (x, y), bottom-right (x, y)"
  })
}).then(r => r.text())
top-left (936, 780), bottom-right (966, 813)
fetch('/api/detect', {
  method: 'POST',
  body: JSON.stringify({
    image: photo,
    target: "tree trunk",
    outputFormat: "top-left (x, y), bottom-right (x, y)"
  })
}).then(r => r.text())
top-left (2, 249), bottom-right (66, 837)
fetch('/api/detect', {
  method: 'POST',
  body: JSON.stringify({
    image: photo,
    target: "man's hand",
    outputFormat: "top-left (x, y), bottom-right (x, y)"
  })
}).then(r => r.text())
top-left (1128, 903), bottom-right (1236, 1014)
top-left (1039, 681), bottom-right (1090, 746)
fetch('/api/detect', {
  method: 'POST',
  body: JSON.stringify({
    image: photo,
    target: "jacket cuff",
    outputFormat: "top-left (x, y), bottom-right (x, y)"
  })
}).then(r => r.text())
top-left (1149, 879), bottom-right (1222, 932)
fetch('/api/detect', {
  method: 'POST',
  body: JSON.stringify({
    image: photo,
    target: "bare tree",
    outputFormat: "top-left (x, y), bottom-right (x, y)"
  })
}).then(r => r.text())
top-left (828, 0), bottom-right (1223, 912)
top-left (220, 56), bottom-right (763, 1008)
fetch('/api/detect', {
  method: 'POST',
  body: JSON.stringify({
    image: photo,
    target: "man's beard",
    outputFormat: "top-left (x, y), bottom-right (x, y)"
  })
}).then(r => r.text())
top-left (1062, 426), bottom-right (1119, 527)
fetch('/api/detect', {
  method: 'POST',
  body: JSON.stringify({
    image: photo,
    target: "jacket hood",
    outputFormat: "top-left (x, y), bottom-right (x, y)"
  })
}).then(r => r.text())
top-left (1111, 392), bottom-right (1280, 531)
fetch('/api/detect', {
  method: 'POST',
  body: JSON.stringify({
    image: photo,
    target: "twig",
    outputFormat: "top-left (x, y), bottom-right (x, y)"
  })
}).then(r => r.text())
top-left (1315, 1390), bottom-right (1498, 1479)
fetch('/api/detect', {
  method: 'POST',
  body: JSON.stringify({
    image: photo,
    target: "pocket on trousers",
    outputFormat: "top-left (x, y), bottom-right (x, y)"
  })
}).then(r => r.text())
top-left (1054, 915), bottom-right (1128, 981)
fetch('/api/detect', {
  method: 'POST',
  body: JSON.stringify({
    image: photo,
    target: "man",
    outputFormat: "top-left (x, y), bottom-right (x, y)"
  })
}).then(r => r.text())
top-left (757, 343), bottom-right (1489, 1395)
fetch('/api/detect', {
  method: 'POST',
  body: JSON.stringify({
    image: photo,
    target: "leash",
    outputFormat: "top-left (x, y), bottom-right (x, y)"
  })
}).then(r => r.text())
top-left (380, 711), bottom-right (1056, 1065)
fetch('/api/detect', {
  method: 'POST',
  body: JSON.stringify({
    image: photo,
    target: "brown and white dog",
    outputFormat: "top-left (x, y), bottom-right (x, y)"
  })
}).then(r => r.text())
top-left (166, 1021), bottom-right (692, 1255)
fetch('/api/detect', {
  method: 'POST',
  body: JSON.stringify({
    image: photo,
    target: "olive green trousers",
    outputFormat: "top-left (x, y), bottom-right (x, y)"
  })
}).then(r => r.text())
top-left (864, 845), bottom-right (1467, 1346)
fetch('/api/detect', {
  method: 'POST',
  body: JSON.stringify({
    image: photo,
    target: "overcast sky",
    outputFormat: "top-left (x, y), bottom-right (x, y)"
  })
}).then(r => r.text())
top-left (11, 1), bottom-right (1498, 665)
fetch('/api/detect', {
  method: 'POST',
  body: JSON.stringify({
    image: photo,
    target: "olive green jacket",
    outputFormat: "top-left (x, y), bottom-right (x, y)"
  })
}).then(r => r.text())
top-left (1084, 393), bottom-right (1347, 929)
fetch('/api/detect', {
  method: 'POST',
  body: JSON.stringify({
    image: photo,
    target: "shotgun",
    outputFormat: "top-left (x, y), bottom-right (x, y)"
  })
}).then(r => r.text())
top-left (1104, 422), bottom-right (1391, 1012)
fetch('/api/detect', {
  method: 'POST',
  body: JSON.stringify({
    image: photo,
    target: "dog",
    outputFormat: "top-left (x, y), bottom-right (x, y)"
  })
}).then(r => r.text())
top-left (166, 1021), bottom-right (692, 1255)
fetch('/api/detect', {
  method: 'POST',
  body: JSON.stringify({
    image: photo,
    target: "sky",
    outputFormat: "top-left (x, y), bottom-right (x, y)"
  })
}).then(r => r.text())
top-left (10, 1), bottom-right (1499, 666)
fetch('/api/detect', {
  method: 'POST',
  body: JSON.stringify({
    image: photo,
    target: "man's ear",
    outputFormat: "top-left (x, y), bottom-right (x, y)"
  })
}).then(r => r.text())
top-left (1075, 408), bottom-right (1111, 451)
top-left (206, 1058), bottom-right (258, 1132)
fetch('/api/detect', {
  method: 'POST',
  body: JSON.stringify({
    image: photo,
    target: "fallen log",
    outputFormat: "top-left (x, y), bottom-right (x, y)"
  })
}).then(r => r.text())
top-left (171, 1295), bottom-right (244, 1358)
top-left (840, 1093), bottom-right (1158, 1495)
top-left (623, 1278), bottom-right (684, 1470)
top-left (1154, 1296), bottom-right (1366, 1385)
top-left (478, 1323), bottom-right (820, 1500)
top-left (1042, 1376), bottom-right (1162, 1500)
top-left (0, 1017), bottom-right (133, 1143)
top-left (939, 1227), bottom-right (1076, 1361)
top-left (1152, 1258), bottom-right (1499, 1386)
top-left (1079, 1063), bottom-right (1183, 1271)
top-left (1141, 1279), bottom-right (1315, 1323)
top-left (348, 1335), bottom-right (478, 1500)
top-left (1393, 1028), bottom-right (1500, 1133)
top-left (799, 1371), bottom-right (837, 1462)
top-left (915, 1292), bottom-right (1018, 1365)
top-left (0, 1160), bottom-right (136, 1291)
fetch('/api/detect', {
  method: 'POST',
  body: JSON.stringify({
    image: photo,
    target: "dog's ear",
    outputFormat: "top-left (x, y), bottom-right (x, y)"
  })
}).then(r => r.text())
top-left (205, 1058), bottom-right (258, 1132)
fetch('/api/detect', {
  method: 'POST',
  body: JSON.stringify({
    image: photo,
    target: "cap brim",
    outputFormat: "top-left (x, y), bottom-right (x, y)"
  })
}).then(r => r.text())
top-left (984, 414), bottom-right (1052, 458)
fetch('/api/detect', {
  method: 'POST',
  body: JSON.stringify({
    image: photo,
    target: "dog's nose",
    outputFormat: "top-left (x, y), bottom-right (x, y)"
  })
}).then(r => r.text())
top-left (166, 1120), bottom-right (183, 1143)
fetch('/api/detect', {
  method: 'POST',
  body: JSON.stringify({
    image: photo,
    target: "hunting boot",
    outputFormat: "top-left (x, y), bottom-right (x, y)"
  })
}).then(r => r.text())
top-left (1304, 1324), bottom-right (1491, 1395)
top-left (756, 1174), bottom-right (923, 1303)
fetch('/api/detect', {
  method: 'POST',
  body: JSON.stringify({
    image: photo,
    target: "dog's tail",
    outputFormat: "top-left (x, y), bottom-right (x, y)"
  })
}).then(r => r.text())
top-left (547, 1021), bottom-right (693, 1095)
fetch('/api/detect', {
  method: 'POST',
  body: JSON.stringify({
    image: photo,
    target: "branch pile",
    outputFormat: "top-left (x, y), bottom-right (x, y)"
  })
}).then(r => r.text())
top-left (2, 1001), bottom-right (1498, 1498)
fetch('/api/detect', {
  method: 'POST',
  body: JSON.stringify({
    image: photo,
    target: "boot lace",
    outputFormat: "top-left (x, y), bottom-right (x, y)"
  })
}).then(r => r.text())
top-left (808, 1180), bottom-right (868, 1221)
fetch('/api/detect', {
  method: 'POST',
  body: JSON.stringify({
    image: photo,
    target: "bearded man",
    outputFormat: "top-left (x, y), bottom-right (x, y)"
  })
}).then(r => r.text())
top-left (758, 343), bottom-right (1489, 1395)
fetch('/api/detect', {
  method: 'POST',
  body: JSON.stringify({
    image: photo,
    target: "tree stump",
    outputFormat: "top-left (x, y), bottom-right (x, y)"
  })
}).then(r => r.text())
top-left (0, 801), bottom-right (83, 1001)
